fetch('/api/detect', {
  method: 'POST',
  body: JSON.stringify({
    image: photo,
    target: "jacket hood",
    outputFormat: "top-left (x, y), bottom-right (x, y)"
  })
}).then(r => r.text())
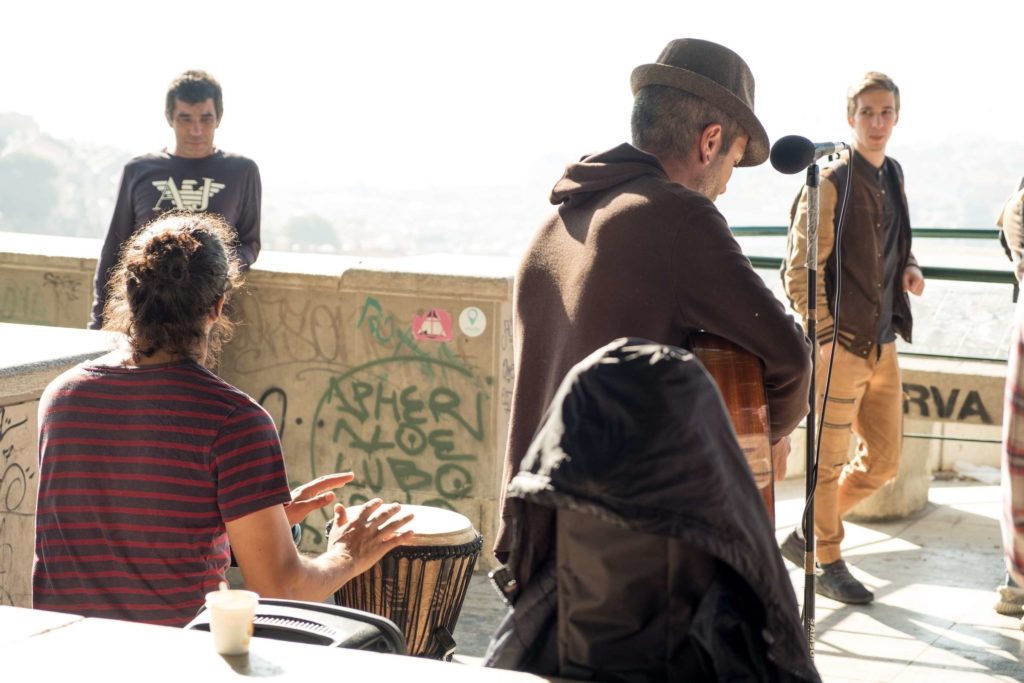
top-left (506, 337), bottom-right (819, 682)
top-left (549, 144), bottom-right (667, 208)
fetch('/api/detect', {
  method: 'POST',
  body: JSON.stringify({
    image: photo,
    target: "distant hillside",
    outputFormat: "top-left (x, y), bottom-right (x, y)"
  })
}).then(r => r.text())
top-left (1, 113), bottom-right (1019, 259)
top-left (718, 137), bottom-right (1024, 230)
top-left (0, 113), bottom-right (128, 238)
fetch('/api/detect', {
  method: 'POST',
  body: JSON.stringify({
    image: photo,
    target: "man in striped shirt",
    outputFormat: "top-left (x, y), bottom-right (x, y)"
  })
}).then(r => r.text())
top-left (34, 212), bottom-right (412, 626)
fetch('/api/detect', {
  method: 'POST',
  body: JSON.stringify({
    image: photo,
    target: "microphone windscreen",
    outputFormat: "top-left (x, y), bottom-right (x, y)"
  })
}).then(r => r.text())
top-left (769, 135), bottom-right (815, 174)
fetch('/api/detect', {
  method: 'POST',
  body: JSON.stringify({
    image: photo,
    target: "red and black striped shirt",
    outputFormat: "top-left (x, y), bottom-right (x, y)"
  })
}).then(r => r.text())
top-left (33, 359), bottom-right (291, 626)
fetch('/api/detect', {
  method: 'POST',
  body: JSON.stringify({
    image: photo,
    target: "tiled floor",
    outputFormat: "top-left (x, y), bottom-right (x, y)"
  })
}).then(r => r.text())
top-left (453, 477), bottom-right (1024, 682)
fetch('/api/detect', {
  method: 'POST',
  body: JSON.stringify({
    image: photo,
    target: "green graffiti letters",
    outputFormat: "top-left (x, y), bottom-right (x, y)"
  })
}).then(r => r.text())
top-left (311, 355), bottom-right (488, 506)
top-left (428, 388), bottom-right (484, 441)
top-left (309, 298), bottom-right (490, 509)
top-left (355, 296), bottom-right (473, 380)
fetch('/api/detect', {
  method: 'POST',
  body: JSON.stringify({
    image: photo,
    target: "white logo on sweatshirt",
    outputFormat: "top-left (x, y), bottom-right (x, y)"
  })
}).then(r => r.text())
top-left (151, 177), bottom-right (226, 211)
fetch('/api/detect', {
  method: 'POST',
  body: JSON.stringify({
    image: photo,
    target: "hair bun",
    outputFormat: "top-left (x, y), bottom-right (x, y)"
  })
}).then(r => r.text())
top-left (164, 251), bottom-right (190, 286)
top-left (107, 212), bottom-right (242, 365)
top-left (145, 232), bottom-right (199, 288)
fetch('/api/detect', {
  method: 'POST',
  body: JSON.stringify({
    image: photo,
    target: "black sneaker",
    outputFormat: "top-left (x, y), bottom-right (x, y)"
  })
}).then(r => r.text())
top-left (780, 530), bottom-right (805, 568)
top-left (817, 559), bottom-right (874, 604)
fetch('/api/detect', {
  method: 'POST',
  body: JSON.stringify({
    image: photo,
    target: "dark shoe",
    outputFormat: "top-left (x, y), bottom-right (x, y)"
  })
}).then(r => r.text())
top-left (817, 559), bottom-right (874, 604)
top-left (780, 530), bottom-right (805, 568)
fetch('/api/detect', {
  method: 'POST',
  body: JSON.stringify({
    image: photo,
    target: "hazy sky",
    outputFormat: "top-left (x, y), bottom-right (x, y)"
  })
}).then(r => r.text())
top-left (4, 0), bottom-right (1023, 197)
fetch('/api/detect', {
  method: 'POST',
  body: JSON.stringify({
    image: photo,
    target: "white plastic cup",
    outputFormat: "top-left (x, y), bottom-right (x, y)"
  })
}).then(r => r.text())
top-left (204, 589), bottom-right (259, 655)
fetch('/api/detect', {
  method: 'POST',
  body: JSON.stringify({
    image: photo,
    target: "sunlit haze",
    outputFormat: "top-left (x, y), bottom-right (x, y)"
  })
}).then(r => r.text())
top-left (3, 1), bottom-right (1023, 251)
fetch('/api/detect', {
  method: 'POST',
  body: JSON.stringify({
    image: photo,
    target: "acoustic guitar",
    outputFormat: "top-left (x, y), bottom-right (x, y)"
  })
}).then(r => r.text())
top-left (689, 332), bottom-right (775, 524)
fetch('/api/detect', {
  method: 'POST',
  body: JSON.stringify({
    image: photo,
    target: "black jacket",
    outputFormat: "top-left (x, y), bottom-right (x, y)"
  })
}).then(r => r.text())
top-left (486, 338), bottom-right (820, 682)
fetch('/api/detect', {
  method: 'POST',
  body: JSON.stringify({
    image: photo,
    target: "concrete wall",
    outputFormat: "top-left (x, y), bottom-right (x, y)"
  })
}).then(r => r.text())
top-left (3, 234), bottom-right (1000, 476)
top-left (784, 353), bottom-right (1005, 479)
top-left (0, 236), bottom-right (516, 575)
top-left (0, 233), bottom-right (97, 328)
top-left (781, 353), bottom-right (1005, 520)
top-left (216, 256), bottom-right (515, 562)
top-left (0, 397), bottom-right (37, 608)
top-left (0, 233), bottom-right (1010, 600)
top-left (0, 324), bottom-right (111, 607)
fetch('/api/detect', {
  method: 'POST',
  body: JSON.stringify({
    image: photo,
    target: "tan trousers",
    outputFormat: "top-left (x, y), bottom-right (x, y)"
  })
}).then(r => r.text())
top-left (813, 342), bottom-right (903, 564)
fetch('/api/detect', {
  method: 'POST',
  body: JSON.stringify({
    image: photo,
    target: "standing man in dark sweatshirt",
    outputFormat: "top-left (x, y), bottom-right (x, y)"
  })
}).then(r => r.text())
top-left (495, 39), bottom-right (812, 563)
top-left (781, 72), bottom-right (924, 604)
top-left (89, 69), bottom-right (261, 329)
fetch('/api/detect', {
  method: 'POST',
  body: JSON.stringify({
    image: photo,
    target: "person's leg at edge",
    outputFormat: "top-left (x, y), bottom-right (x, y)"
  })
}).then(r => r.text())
top-left (783, 345), bottom-right (878, 604)
top-left (809, 343), bottom-right (900, 604)
top-left (813, 346), bottom-right (873, 565)
top-left (837, 342), bottom-right (903, 515)
top-left (998, 305), bottom-right (1024, 619)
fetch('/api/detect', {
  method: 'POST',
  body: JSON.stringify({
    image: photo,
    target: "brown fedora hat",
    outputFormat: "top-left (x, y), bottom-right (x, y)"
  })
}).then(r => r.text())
top-left (631, 38), bottom-right (769, 167)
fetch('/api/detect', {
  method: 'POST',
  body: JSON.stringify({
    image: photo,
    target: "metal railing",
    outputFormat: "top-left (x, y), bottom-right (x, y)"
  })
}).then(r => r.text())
top-left (739, 226), bottom-right (1013, 448)
top-left (733, 226), bottom-right (1002, 240)
top-left (734, 226), bottom-right (1017, 288)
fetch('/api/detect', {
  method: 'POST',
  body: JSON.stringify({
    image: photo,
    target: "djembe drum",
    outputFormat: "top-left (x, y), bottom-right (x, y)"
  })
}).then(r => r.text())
top-left (332, 504), bottom-right (482, 660)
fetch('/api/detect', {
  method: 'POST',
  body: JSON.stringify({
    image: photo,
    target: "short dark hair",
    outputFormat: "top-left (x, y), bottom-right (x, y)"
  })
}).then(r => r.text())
top-left (165, 70), bottom-right (223, 122)
top-left (631, 85), bottom-right (743, 162)
top-left (103, 212), bottom-right (242, 365)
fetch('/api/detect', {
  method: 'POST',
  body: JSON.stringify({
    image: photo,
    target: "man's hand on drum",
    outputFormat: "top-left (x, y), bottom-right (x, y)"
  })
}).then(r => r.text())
top-left (328, 499), bottom-right (415, 578)
top-left (283, 472), bottom-right (355, 526)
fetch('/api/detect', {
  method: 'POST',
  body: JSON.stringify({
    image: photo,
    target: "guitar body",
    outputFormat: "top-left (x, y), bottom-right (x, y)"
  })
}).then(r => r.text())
top-left (689, 332), bottom-right (775, 525)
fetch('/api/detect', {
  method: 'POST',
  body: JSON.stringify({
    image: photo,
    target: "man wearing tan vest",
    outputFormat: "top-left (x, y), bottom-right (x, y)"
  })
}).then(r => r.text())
top-left (782, 72), bottom-right (925, 604)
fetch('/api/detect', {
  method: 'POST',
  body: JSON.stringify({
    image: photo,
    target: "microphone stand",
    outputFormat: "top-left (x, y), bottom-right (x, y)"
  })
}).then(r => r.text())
top-left (802, 163), bottom-right (819, 656)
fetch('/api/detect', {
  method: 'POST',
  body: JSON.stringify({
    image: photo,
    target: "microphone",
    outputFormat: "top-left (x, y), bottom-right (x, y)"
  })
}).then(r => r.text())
top-left (769, 135), bottom-right (849, 174)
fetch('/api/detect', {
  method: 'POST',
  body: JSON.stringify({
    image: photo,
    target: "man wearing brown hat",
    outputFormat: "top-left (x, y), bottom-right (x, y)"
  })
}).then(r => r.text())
top-left (781, 72), bottom-right (924, 604)
top-left (495, 39), bottom-right (811, 562)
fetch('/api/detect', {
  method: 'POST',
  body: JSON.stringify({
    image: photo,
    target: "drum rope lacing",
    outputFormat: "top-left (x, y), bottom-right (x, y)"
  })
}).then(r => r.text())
top-left (334, 535), bottom-right (482, 659)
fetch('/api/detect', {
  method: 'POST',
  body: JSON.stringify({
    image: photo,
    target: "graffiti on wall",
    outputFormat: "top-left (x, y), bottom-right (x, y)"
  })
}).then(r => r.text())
top-left (237, 293), bottom-right (493, 546)
top-left (0, 404), bottom-right (34, 606)
top-left (902, 382), bottom-right (994, 425)
top-left (309, 297), bottom-right (490, 515)
top-left (0, 272), bottom-right (84, 325)
top-left (355, 296), bottom-right (476, 380)
top-left (500, 317), bottom-right (514, 417)
top-left (0, 279), bottom-right (44, 323)
top-left (228, 294), bottom-right (347, 374)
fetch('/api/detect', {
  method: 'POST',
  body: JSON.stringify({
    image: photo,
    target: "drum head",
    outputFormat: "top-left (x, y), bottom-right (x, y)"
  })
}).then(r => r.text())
top-left (350, 503), bottom-right (478, 547)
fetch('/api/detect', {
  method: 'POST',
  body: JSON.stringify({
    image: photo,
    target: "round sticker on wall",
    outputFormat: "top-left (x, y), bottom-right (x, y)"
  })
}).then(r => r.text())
top-left (459, 306), bottom-right (487, 337)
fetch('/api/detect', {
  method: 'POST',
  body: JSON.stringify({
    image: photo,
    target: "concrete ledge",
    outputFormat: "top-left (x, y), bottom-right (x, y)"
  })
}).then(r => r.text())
top-left (0, 323), bottom-right (111, 402)
top-left (218, 257), bottom-right (514, 569)
top-left (0, 323), bottom-right (110, 607)
top-left (783, 352), bottom-right (1005, 519)
top-left (0, 232), bottom-right (1013, 599)
top-left (845, 443), bottom-right (931, 521)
